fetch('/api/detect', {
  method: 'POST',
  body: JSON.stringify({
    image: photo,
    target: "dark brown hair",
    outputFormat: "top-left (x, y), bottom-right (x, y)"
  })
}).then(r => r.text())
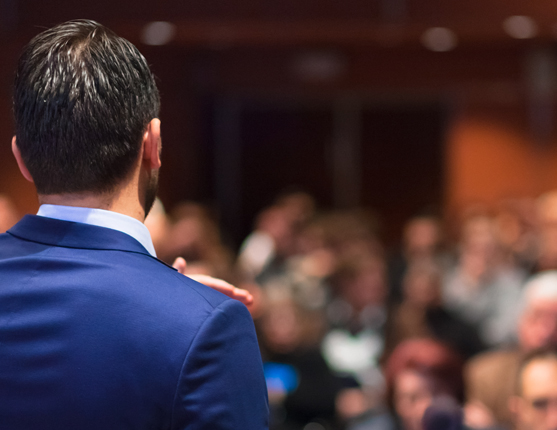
top-left (13, 20), bottom-right (160, 194)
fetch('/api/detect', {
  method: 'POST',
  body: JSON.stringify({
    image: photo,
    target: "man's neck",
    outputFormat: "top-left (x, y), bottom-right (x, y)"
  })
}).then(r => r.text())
top-left (39, 187), bottom-right (146, 223)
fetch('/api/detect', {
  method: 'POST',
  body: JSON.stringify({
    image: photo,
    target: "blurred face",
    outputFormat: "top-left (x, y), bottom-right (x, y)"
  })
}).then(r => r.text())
top-left (513, 358), bottom-right (557, 430)
top-left (405, 219), bottom-right (440, 255)
top-left (462, 217), bottom-right (498, 256)
top-left (394, 370), bottom-right (434, 430)
top-left (404, 272), bottom-right (441, 307)
top-left (519, 301), bottom-right (557, 351)
top-left (342, 266), bottom-right (386, 310)
top-left (261, 303), bottom-right (300, 354)
top-left (258, 207), bottom-right (296, 256)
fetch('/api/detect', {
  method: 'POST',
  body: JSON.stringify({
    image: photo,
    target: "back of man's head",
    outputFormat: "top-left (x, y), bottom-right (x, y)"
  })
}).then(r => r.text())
top-left (13, 20), bottom-right (160, 195)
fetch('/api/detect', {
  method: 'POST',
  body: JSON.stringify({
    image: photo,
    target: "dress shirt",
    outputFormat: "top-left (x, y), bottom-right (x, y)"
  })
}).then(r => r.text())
top-left (37, 204), bottom-right (157, 257)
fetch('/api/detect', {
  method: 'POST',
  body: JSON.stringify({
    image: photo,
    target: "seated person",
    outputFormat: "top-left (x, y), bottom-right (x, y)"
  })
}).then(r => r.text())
top-left (346, 338), bottom-right (464, 430)
top-left (386, 261), bottom-right (485, 359)
top-left (465, 271), bottom-right (557, 429)
top-left (443, 215), bottom-right (525, 347)
top-left (509, 348), bottom-right (557, 430)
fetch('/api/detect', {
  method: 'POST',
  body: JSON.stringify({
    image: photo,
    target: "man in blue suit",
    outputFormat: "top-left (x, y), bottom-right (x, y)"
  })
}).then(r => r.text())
top-left (0, 20), bottom-right (268, 429)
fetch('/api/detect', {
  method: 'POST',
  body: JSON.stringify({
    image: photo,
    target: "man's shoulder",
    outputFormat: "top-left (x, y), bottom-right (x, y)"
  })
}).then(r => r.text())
top-left (0, 217), bottom-right (233, 318)
top-left (0, 220), bottom-right (250, 374)
top-left (63, 246), bottom-right (235, 319)
top-left (0, 224), bottom-right (266, 429)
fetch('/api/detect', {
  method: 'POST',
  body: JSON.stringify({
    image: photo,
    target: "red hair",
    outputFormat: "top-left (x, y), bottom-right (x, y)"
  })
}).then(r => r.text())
top-left (384, 338), bottom-right (465, 407)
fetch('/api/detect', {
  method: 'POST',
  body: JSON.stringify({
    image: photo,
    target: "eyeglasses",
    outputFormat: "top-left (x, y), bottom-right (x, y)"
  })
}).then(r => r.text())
top-left (528, 397), bottom-right (557, 412)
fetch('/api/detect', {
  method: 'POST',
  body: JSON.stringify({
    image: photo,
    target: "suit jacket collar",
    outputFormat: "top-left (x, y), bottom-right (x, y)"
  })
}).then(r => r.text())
top-left (8, 214), bottom-right (153, 256)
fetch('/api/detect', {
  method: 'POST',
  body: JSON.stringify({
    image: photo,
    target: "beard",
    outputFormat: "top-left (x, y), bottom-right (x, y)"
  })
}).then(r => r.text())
top-left (144, 168), bottom-right (159, 219)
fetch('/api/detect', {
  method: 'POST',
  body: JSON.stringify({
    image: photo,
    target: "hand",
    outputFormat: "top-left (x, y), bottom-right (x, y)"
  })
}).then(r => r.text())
top-left (172, 257), bottom-right (253, 306)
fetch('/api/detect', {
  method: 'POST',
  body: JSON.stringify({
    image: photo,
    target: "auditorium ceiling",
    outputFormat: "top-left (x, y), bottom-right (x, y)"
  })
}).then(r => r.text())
top-left (3, 0), bottom-right (557, 49)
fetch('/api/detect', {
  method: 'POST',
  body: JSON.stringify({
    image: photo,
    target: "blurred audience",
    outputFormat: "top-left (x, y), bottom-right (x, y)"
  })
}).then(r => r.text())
top-left (322, 253), bottom-right (388, 393)
top-left (238, 205), bottom-right (296, 280)
top-left (162, 201), bottom-right (234, 279)
top-left (386, 261), bottom-right (485, 359)
top-left (442, 214), bottom-right (525, 347)
top-left (238, 192), bottom-right (315, 282)
top-left (258, 292), bottom-right (351, 430)
top-left (346, 338), bottom-right (464, 430)
top-left (116, 188), bottom-right (557, 430)
top-left (465, 271), bottom-right (557, 429)
top-left (388, 215), bottom-right (449, 304)
top-left (493, 199), bottom-right (538, 273)
top-left (11, 170), bottom-right (557, 430)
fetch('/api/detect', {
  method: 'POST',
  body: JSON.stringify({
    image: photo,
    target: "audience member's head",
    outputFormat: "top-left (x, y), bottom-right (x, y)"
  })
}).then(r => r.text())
top-left (274, 191), bottom-right (315, 226)
top-left (385, 338), bottom-right (464, 430)
top-left (0, 195), bottom-right (20, 233)
top-left (403, 216), bottom-right (442, 259)
top-left (259, 292), bottom-right (325, 355)
top-left (255, 205), bottom-right (298, 258)
top-left (164, 202), bottom-right (232, 277)
top-left (402, 262), bottom-right (442, 308)
top-left (323, 209), bottom-right (380, 258)
top-left (295, 217), bottom-right (328, 255)
top-left (494, 198), bottom-right (538, 267)
top-left (13, 20), bottom-right (160, 200)
top-left (459, 215), bottom-right (498, 257)
top-left (455, 214), bottom-right (503, 285)
top-left (292, 217), bottom-right (337, 281)
top-left (510, 348), bottom-right (557, 430)
top-left (518, 272), bottom-right (557, 352)
top-left (332, 254), bottom-right (387, 312)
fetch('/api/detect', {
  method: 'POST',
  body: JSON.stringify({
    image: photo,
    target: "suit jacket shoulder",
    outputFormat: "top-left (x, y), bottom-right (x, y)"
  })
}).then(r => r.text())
top-left (0, 216), bottom-right (269, 430)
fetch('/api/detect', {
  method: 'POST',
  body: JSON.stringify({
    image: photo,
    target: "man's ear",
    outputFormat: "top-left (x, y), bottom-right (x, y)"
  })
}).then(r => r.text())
top-left (142, 118), bottom-right (161, 170)
top-left (11, 137), bottom-right (34, 183)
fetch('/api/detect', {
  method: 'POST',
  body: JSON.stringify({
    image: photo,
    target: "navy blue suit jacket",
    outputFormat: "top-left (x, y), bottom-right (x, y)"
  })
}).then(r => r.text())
top-left (0, 215), bottom-right (269, 429)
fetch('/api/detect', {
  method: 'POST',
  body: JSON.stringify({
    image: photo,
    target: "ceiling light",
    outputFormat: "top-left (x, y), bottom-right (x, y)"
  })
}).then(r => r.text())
top-left (503, 16), bottom-right (538, 39)
top-left (141, 22), bottom-right (176, 46)
top-left (290, 52), bottom-right (346, 83)
top-left (421, 27), bottom-right (457, 52)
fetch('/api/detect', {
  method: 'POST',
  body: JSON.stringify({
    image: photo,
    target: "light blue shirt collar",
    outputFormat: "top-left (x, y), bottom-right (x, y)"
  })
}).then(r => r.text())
top-left (36, 204), bottom-right (157, 257)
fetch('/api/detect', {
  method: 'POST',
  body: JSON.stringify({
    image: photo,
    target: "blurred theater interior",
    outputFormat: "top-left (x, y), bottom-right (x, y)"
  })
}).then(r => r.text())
top-left (5, 2), bottom-right (557, 430)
